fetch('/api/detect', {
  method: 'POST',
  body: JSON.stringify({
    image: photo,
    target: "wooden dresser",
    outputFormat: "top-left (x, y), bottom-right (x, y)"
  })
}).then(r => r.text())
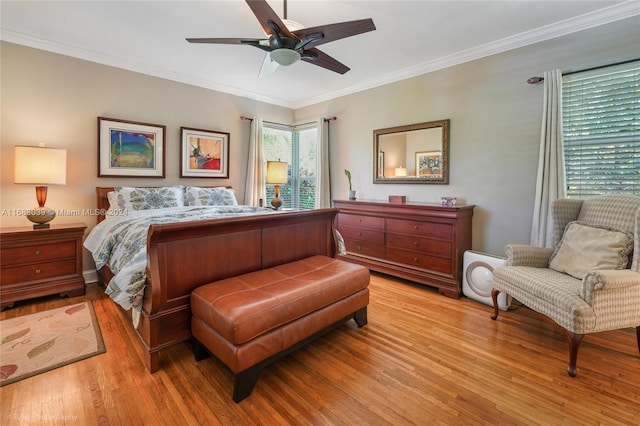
top-left (0, 223), bottom-right (86, 310)
top-left (333, 200), bottom-right (474, 298)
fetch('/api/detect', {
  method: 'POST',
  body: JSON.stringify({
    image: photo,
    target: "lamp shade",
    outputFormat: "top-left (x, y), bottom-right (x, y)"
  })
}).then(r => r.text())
top-left (395, 166), bottom-right (407, 177)
top-left (266, 161), bottom-right (288, 184)
top-left (14, 146), bottom-right (67, 185)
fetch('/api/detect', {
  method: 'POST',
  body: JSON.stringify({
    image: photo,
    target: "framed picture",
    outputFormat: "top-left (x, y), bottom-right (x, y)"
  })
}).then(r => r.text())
top-left (181, 127), bottom-right (230, 178)
top-left (98, 117), bottom-right (165, 177)
top-left (415, 151), bottom-right (443, 178)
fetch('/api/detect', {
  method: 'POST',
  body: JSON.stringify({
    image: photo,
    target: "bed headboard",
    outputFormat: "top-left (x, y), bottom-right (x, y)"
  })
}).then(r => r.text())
top-left (95, 186), bottom-right (233, 223)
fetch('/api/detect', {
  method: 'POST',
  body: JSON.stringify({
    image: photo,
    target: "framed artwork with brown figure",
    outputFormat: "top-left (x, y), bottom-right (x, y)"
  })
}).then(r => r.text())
top-left (180, 127), bottom-right (230, 178)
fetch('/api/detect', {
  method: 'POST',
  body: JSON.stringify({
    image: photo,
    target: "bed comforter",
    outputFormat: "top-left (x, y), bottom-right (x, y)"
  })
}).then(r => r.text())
top-left (84, 206), bottom-right (274, 315)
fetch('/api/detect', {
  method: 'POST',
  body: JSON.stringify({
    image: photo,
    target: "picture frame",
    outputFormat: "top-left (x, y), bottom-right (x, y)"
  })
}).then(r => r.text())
top-left (180, 127), bottom-right (230, 178)
top-left (415, 151), bottom-right (443, 178)
top-left (98, 117), bottom-right (165, 177)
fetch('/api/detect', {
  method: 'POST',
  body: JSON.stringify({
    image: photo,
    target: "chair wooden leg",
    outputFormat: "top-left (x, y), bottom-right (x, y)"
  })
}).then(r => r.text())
top-left (490, 288), bottom-right (501, 320)
top-left (564, 330), bottom-right (585, 377)
top-left (636, 326), bottom-right (640, 355)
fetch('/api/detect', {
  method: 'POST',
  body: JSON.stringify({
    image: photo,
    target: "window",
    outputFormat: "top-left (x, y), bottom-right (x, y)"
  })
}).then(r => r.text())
top-left (562, 61), bottom-right (639, 198)
top-left (263, 121), bottom-right (318, 209)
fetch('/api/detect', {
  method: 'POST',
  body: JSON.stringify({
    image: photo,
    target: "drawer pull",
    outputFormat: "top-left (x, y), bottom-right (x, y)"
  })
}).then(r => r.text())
top-left (35, 269), bottom-right (41, 274)
top-left (414, 225), bottom-right (420, 230)
top-left (358, 218), bottom-right (363, 223)
top-left (357, 232), bottom-right (362, 237)
top-left (413, 241), bottom-right (419, 246)
top-left (413, 257), bottom-right (419, 263)
top-left (35, 250), bottom-right (41, 255)
top-left (357, 246), bottom-right (362, 251)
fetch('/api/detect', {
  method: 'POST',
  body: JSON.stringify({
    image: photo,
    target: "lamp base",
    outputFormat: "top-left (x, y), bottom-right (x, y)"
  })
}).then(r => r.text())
top-left (270, 197), bottom-right (283, 210)
top-left (27, 206), bottom-right (56, 229)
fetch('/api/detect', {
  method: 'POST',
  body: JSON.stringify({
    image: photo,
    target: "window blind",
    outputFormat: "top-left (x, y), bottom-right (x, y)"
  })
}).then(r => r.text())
top-left (562, 61), bottom-right (639, 198)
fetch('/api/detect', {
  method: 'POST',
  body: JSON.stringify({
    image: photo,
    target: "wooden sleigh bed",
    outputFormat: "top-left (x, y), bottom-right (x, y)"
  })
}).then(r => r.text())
top-left (93, 187), bottom-right (339, 372)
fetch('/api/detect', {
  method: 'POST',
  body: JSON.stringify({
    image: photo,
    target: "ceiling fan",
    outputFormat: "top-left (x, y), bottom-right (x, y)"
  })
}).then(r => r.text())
top-left (186, 0), bottom-right (376, 76)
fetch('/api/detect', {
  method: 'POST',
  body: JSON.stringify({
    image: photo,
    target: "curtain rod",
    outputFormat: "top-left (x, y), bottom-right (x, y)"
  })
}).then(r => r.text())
top-left (527, 58), bottom-right (639, 84)
top-left (240, 116), bottom-right (337, 124)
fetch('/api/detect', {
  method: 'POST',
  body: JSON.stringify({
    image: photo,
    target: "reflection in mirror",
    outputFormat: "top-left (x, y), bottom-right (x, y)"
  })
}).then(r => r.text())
top-left (373, 119), bottom-right (449, 184)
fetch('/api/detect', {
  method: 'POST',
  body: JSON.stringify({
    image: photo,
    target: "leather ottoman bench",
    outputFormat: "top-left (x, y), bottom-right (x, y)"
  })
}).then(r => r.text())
top-left (190, 255), bottom-right (370, 402)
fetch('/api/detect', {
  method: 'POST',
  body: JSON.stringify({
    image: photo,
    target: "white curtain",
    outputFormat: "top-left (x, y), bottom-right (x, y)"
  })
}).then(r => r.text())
top-left (530, 69), bottom-right (566, 247)
top-left (243, 117), bottom-right (266, 207)
top-left (315, 118), bottom-right (331, 208)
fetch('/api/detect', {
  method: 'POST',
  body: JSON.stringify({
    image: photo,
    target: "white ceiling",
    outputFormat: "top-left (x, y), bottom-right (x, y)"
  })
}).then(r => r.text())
top-left (1, 1), bottom-right (637, 109)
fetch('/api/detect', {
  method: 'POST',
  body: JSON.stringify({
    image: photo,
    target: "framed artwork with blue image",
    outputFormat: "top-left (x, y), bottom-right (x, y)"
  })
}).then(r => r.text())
top-left (98, 117), bottom-right (165, 177)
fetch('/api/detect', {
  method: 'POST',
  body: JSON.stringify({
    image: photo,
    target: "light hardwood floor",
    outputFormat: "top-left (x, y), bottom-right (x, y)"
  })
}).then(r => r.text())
top-left (1, 272), bottom-right (638, 425)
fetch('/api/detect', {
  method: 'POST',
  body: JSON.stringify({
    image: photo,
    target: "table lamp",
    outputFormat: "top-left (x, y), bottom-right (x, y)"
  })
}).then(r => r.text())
top-left (266, 160), bottom-right (288, 210)
top-left (14, 145), bottom-right (67, 228)
top-left (395, 166), bottom-right (407, 177)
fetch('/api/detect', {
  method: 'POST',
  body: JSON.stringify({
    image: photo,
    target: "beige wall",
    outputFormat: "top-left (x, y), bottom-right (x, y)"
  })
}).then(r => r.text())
top-left (295, 16), bottom-right (639, 256)
top-left (0, 42), bottom-right (293, 271)
top-left (1, 15), bottom-right (638, 274)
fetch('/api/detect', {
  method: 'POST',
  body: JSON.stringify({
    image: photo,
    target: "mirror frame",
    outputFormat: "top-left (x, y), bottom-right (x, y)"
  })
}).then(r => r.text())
top-left (373, 119), bottom-right (450, 184)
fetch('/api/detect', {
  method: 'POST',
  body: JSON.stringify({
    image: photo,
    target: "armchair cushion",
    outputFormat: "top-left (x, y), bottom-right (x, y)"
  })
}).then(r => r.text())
top-left (549, 222), bottom-right (633, 279)
top-left (492, 266), bottom-right (595, 333)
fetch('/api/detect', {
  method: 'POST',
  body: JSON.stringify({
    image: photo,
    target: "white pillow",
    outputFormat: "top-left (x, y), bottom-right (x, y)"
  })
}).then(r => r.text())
top-left (185, 186), bottom-right (238, 206)
top-left (549, 221), bottom-right (634, 279)
top-left (113, 186), bottom-right (185, 211)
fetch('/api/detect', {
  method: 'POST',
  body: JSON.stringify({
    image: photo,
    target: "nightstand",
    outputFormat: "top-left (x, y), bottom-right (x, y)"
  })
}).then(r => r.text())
top-left (0, 223), bottom-right (87, 310)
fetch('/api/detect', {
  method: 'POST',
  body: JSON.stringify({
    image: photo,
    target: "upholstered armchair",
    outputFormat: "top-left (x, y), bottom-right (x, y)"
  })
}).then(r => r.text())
top-left (491, 194), bottom-right (640, 377)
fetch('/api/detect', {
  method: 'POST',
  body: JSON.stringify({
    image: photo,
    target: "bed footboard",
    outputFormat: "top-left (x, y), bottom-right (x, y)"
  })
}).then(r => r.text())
top-left (137, 208), bottom-right (339, 372)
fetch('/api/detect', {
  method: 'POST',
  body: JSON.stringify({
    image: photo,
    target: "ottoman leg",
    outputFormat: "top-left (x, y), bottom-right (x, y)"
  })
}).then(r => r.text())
top-left (354, 306), bottom-right (368, 327)
top-left (233, 364), bottom-right (262, 403)
top-left (194, 339), bottom-right (211, 362)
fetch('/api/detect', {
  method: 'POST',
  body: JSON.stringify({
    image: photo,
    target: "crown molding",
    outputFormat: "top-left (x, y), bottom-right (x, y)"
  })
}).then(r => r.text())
top-left (2, 1), bottom-right (638, 110)
top-left (290, 0), bottom-right (640, 109)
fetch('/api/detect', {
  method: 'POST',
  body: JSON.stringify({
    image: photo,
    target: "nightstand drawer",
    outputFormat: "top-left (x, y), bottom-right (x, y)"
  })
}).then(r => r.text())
top-left (1, 241), bottom-right (77, 266)
top-left (1, 259), bottom-right (77, 284)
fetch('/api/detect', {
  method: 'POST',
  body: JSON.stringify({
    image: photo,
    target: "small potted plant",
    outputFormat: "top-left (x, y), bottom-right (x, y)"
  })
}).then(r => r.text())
top-left (345, 169), bottom-right (356, 200)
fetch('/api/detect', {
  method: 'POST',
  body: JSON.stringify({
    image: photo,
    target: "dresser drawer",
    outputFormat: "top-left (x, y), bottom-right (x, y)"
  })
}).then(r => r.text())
top-left (386, 218), bottom-right (452, 240)
top-left (344, 240), bottom-right (386, 258)
top-left (1, 259), bottom-right (77, 285)
top-left (1, 241), bottom-right (77, 266)
top-left (339, 225), bottom-right (385, 244)
top-left (338, 214), bottom-right (384, 230)
top-left (386, 234), bottom-right (452, 255)
top-left (385, 248), bottom-right (452, 274)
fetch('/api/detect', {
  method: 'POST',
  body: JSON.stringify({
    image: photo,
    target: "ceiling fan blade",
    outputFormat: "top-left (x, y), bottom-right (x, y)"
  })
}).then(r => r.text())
top-left (293, 18), bottom-right (376, 50)
top-left (245, 0), bottom-right (295, 37)
top-left (186, 37), bottom-right (266, 45)
top-left (258, 53), bottom-right (280, 78)
top-left (301, 48), bottom-right (350, 74)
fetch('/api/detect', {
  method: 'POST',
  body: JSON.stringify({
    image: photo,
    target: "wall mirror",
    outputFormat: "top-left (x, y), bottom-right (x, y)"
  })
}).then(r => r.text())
top-left (374, 119), bottom-right (449, 184)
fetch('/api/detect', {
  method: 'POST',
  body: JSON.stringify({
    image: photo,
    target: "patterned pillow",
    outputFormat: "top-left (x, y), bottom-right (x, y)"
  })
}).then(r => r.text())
top-left (185, 186), bottom-right (238, 206)
top-left (114, 186), bottom-right (185, 211)
top-left (549, 221), bottom-right (634, 279)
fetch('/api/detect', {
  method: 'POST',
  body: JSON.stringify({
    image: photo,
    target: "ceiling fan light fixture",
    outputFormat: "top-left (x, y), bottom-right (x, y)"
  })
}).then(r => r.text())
top-left (270, 48), bottom-right (301, 66)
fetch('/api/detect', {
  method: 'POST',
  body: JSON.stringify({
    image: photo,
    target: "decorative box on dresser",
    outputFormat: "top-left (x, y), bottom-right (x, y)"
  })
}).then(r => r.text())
top-left (333, 200), bottom-right (474, 298)
top-left (0, 223), bottom-right (87, 310)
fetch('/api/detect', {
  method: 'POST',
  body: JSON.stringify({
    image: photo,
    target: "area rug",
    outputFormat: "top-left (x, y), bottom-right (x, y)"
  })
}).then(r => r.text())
top-left (0, 301), bottom-right (105, 386)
